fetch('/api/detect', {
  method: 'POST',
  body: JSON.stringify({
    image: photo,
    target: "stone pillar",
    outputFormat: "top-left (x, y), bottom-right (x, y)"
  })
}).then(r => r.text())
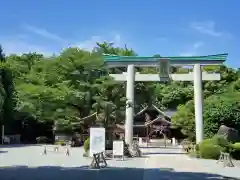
top-left (193, 64), bottom-right (204, 143)
top-left (125, 64), bottom-right (135, 146)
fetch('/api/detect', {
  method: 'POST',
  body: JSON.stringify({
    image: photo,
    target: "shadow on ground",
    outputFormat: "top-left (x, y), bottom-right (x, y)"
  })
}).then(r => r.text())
top-left (143, 152), bottom-right (186, 155)
top-left (0, 144), bottom-right (43, 148)
top-left (140, 146), bottom-right (181, 149)
top-left (0, 166), bottom-right (238, 180)
top-left (0, 150), bottom-right (8, 153)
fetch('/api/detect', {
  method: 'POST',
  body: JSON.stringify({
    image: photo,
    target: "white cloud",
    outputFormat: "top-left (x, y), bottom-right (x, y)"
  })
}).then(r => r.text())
top-left (74, 33), bottom-right (122, 51)
top-left (22, 24), bottom-right (124, 51)
top-left (1, 24), bottom-right (124, 55)
top-left (179, 41), bottom-right (204, 56)
top-left (190, 21), bottom-right (231, 38)
top-left (73, 36), bottom-right (102, 51)
top-left (193, 41), bottom-right (204, 49)
top-left (2, 40), bottom-right (53, 56)
top-left (22, 24), bottom-right (65, 43)
top-left (111, 33), bottom-right (121, 46)
top-left (2, 40), bottom-right (52, 56)
top-left (0, 35), bottom-right (53, 55)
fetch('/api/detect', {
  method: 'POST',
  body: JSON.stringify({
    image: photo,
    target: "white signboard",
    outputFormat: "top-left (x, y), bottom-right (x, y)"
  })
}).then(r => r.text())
top-left (113, 140), bottom-right (124, 158)
top-left (90, 128), bottom-right (105, 157)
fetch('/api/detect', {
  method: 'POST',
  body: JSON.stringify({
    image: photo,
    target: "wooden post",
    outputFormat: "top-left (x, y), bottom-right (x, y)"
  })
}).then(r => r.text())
top-left (43, 146), bottom-right (47, 155)
top-left (66, 147), bottom-right (70, 156)
top-left (89, 152), bottom-right (107, 169)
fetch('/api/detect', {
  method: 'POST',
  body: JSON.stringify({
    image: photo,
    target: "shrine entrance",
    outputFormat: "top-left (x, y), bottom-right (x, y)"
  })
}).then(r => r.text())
top-left (103, 53), bottom-right (227, 146)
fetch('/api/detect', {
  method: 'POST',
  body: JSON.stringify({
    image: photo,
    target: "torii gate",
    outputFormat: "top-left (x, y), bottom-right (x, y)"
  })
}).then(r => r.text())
top-left (103, 54), bottom-right (227, 145)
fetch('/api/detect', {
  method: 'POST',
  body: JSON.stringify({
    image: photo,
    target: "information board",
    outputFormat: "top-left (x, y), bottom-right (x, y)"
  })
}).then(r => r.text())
top-left (113, 140), bottom-right (124, 158)
top-left (89, 128), bottom-right (105, 157)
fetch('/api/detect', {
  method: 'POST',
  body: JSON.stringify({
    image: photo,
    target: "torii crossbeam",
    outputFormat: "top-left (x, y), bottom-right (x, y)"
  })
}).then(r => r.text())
top-left (103, 54), bottom-right (227, 145)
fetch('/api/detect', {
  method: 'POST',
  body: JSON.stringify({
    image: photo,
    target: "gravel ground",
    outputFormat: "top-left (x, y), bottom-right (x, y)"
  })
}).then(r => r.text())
top-left (0, 144), bottom-right (240, 180)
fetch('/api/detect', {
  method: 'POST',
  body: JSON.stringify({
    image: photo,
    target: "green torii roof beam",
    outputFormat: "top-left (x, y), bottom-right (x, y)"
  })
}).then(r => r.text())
top-left (103, 53), bottom-right (227, 67)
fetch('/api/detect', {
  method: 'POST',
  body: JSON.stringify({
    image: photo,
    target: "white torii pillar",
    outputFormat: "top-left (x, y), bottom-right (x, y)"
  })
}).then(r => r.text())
top-left (125, 65), bottom-right (135, 146)
top-left (112, 64), bottom-right (220, 145)
top-left (194, 64), bottom-right (204, 143)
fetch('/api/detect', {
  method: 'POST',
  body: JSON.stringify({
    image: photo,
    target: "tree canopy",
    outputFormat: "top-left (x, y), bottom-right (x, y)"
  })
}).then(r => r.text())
top-left (0, 43), bottom-right (239, 141)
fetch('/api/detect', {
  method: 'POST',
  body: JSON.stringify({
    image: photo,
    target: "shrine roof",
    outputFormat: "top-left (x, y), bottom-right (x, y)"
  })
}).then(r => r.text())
top-left (134, 105), bottom-right (176, 119)
top-left (144, 117), bottom-right (172, 126)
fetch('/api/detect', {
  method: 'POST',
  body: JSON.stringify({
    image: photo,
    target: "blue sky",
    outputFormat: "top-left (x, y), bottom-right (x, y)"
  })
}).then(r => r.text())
top-left (1, 0), bottom-right (239, 67)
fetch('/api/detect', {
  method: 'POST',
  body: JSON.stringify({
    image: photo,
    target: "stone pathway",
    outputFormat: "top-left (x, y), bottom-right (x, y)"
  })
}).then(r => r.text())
top-left (0, 145), bottom-right (240, 179)
top-left (142, 145), bottom-right (240, 179)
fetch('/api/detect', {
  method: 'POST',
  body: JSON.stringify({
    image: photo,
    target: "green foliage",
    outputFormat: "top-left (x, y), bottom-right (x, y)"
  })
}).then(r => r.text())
top-left (231, 142), bottom-right (240, 150)
top-left (199, 143), bottom-right (222, 160)
top-left (198, 139), bottom-right (224, 159)
top-left (212, 135), bottom-right (230, 148)
top-left (0, 45), bottom-right (15, 133)
top-left (204, 92), bottom-right (240, 138)
top-left (0, 42), bottom-right (239, 142)
top-left (197, 136), bottom-right (233, 160)
top-left (199, 138), bottom-right (213, 146)
top-left (229, 143), bottom-right (240, 160)
top-left (84, 137), bottom-right (90, 152)
top-left (171, 100), bottom-right (195, 141)
top-left (172, 89), bottom-right (240, 140)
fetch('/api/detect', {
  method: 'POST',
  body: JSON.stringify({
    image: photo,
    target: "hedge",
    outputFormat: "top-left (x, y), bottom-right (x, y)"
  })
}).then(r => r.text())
top-left (198, 138), bottom-right (225, 159)
top-left (230, 142), bottom-right (240, 160)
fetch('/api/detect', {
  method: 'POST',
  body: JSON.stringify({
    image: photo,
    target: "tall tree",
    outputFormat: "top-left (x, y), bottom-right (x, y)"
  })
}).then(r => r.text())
top-left (0, 45), bottom-right (15, 134)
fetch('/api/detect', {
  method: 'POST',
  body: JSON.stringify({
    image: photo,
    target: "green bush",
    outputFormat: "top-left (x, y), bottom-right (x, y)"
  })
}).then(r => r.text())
top-left (212, 135), bottom-right (230, 150)
top-left (199, 138), bottom-right (213, 146)
top-left (231, 142), bottom-right (240, 150)
top-left (84, 137), bottom-right (90, 152)
top-left (198, 139), bottom-right (224, 159)
top-left (230, 142), bottom-right (240, 160)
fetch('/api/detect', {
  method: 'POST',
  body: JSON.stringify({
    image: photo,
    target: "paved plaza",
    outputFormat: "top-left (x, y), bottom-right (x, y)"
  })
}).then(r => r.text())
top-left (0, 145), bottom-right (240, 180)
